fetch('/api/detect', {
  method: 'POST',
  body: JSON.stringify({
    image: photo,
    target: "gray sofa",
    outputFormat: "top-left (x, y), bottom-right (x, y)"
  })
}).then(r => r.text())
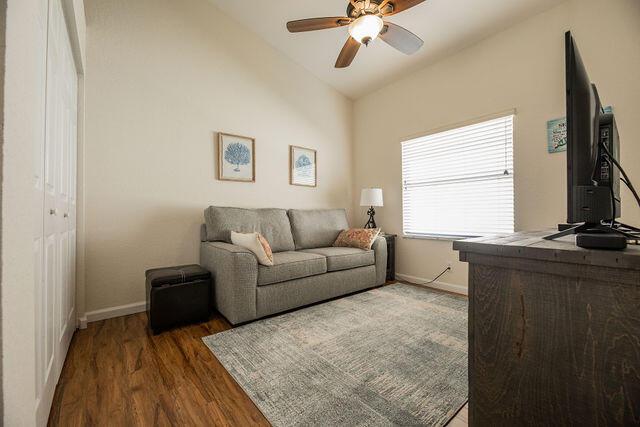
top-left (200, 206), bottom-right (387, 325)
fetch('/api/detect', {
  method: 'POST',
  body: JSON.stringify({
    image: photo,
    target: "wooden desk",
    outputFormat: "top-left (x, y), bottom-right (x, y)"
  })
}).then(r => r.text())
top-left (454, 231), bottom-right (640, 426)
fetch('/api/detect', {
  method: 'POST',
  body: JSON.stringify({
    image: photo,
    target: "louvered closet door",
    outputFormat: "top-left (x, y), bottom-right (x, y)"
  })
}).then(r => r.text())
top-left (37, 0), bottom-right (78, 423)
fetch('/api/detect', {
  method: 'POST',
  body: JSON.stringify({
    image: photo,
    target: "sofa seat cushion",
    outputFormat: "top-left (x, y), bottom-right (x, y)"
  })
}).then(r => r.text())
top-left (257, 251), bottom-right (327, 286)
top-left (301, 247), bottom-right (375, 272)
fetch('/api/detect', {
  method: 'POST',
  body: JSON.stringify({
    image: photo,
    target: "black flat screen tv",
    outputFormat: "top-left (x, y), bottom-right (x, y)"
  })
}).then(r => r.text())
top-left (565, 31), bottom-right (620, 225)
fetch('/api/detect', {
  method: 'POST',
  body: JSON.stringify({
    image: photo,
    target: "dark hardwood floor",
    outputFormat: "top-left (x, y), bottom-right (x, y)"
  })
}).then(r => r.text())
top-left (48, 312), bottom-right (269, 426)
top-left (49, 283), bottom-right (468, 426)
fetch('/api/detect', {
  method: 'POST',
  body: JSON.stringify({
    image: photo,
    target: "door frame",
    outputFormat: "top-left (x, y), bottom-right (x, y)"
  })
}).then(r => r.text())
top-left (60, 0), bottom-right (87, 333)
top-left (0, 0), bottom-right (7, 421)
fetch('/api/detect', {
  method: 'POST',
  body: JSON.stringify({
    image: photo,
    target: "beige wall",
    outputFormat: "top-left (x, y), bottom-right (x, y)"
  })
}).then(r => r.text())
top-left (82, 0), bottom-right (640, 312)
top-left (353, 0), bottom-right (640, 289)
top-left (82, 0), bottom-right (353, 313)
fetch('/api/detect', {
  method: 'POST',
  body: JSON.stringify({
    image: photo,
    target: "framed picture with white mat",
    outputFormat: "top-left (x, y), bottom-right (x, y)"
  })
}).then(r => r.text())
top-left (290, 145), bottom-right (316, 187)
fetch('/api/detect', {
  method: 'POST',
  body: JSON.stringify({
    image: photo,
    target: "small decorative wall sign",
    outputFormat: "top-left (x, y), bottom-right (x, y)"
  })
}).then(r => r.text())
top-left (290, 145), bottom-right (317, 187)
top-left (218, 133), bottom-right (255, 182)
top-left (547, 106), bottom-right (613, 154)
top-left (547, 117), bottom-right (567, 153)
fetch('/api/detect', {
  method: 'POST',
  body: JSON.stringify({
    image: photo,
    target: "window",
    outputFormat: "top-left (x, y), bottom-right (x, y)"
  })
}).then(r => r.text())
top-left (402, 115), bottom-right (514, 238)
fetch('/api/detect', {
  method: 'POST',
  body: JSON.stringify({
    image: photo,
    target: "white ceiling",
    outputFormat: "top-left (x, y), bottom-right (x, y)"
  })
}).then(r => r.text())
top-left (210, 0), bottom-right (561, 99)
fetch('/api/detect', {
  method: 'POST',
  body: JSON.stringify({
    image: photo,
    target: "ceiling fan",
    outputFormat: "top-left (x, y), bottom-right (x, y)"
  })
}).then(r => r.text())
top-left (286, 0), bottom-right (426, 68)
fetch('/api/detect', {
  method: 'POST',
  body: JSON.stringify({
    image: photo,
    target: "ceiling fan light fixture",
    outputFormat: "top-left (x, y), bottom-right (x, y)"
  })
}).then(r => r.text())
top-left (286, 0), bottom-right (426, 68)
top-left (348, 14), bottom-right (384, 45)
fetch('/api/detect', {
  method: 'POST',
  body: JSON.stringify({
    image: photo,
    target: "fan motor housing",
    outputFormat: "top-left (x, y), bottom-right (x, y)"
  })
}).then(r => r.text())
top-left (347, 0), bottom-right (393, 17)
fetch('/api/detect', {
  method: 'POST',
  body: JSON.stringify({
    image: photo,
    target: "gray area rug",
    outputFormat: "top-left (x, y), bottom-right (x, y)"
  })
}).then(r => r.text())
top-left (202, 284), bottom-right (468, 426)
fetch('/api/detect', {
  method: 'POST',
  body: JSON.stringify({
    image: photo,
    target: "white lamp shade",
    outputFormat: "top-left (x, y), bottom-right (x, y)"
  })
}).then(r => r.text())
top-left (360, 188), bottom-right (384, 207)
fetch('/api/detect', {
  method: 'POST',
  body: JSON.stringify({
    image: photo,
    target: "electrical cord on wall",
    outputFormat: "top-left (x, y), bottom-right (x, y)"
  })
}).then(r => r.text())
top-left (424, 266), bottom-right (452, 284)
top-left (404, 266), bottom-right (452, 286)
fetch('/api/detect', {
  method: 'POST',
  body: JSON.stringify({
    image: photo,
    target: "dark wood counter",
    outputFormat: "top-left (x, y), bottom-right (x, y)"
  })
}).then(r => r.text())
top-left (454, 230), bottom-right (640, 426)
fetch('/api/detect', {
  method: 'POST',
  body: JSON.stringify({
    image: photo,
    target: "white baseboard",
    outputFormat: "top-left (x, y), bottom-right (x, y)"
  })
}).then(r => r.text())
top-left (79, 301), bottom-right (147, 327)
top-left (74, 277), bottom-right (465, 328)
top-left (396, 273), bottom-right (468, 296)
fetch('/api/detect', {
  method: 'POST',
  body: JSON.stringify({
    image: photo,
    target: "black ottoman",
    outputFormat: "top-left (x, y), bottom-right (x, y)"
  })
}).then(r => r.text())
top-left (145, 264), bottom-right (212, 334)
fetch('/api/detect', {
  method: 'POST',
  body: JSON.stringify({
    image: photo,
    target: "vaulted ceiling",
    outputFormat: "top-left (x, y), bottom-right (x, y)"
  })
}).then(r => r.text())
top-left (210, 0), bottom-right (561, 99)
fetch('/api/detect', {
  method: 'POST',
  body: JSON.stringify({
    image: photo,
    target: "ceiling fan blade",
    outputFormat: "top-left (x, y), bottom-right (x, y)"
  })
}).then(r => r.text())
top-left (335, 37), bottom-right (361, 68)
top-left (382, 0), bottom-right (427, 16)
top-left (287, 17), bottom-right (351, 33)
top-left (379, 22), bottom-right (423, 55)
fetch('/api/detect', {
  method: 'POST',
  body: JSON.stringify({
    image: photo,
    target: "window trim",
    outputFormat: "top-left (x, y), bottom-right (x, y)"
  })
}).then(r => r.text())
top-left (402, 233), bottom-right (471, 241)
top-left (398, 109), bottom-right (517, 145)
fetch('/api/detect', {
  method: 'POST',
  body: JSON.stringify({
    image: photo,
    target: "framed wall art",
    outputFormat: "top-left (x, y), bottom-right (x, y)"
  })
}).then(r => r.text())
top-left (218, 133), bottom-right (255, 182)
top-left (290, 145), bottom-right (317, 187)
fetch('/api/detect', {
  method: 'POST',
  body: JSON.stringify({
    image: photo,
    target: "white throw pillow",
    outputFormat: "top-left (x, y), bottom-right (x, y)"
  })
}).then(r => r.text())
top-left (230, 231), bottom-right (274, 266)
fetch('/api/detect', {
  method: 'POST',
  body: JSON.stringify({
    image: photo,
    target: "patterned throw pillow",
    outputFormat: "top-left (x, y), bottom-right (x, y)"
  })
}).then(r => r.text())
top-left (230, 231), bottom-right (274, 266)
top-left (333, 228), bottom-right (381, 250)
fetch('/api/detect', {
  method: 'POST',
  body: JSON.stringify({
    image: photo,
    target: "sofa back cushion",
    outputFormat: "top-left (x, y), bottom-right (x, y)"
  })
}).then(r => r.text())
top-left (288, 209), bottom-right (349, 250)
top-left (204, 206), bottom-right (295, 253)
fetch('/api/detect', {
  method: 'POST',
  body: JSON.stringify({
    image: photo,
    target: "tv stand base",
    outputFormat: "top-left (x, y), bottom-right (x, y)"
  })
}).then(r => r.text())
top-left (544, 222), bottom-right (633, 250)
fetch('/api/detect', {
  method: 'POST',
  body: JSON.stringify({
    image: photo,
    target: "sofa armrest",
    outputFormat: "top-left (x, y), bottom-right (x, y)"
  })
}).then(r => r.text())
top-left (200, 241), bottom-right (258, 324)
top-left (372, 236), bottom-right (388, 285)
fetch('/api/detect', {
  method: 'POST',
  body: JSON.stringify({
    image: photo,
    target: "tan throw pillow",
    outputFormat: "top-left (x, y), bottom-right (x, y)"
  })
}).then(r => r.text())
top-left (333, 228), bottom-right (381, 250)
top-left (230, 231), bottom-right (274, 266)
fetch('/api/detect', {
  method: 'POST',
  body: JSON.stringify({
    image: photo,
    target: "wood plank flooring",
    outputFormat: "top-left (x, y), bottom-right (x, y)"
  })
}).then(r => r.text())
top-left (48, 312), bottom-right (269, 426)
top-left (49, 291), bottom-right (469, 426)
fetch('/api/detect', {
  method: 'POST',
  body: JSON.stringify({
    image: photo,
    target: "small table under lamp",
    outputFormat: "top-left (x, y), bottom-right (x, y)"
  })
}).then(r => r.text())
top-left (360, 188), bottom-right (383, 229)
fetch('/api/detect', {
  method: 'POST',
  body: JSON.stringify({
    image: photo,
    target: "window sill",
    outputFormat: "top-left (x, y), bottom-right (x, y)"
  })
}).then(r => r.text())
top-left (402, 234), bottom-right (476, 242)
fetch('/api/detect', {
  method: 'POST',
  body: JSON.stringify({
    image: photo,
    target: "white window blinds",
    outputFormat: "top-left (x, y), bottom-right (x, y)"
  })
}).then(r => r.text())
top-left (402, 115), bottom-right (515, 238)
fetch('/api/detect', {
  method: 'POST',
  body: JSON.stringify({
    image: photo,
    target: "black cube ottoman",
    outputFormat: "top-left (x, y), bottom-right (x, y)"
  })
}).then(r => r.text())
top-left (145, 264), bottom-right (212, 334)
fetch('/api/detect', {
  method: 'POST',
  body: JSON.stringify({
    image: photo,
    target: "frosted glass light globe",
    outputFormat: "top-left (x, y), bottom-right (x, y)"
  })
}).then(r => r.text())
top-left (349, 15), bottom-right (384, 45)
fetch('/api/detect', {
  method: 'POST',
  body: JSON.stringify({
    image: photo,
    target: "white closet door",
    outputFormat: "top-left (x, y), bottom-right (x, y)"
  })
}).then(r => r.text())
top-left (33, 0), bottom-right (48, 415)
top-left (37, 0), bottom-right (78, 424)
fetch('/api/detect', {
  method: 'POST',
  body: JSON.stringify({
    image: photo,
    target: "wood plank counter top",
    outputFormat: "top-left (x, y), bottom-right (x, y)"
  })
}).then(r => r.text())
top-left (454, 230), bottom-right (640, 426)
top-left (453, 229), bottom-right (640, 271)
